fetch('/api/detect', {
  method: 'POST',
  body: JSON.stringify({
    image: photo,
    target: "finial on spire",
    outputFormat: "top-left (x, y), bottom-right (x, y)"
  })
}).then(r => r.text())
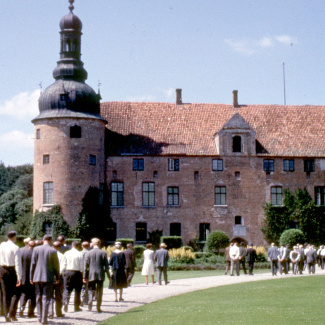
top-left (69, 0), bottom-right (74, 13)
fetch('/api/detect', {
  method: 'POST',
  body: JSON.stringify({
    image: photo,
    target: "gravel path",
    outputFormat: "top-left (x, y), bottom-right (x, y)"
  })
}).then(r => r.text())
top-left (7, 267), bottom-right (325, 324)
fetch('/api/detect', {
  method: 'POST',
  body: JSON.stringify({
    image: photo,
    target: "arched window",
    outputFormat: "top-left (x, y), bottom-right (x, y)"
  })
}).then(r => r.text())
top-left (232, 135), bottom-right (241, 153)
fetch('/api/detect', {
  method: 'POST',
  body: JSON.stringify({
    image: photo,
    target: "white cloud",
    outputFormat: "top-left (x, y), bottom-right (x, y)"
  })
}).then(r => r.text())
top-left (225, 39), bottom-right (255, 55)
top-left (226, 34), bottom-right (298, 55)
top-left (0, 89), bottom-right (39, 119)
top-left (0, 130), bottom-right (34, 148)
top-left (156, 87), bottom-right (175, 99)
top-left (275, 34), bottom-right (298, 46)
top-left (259, 37), bottom-right (273, 48)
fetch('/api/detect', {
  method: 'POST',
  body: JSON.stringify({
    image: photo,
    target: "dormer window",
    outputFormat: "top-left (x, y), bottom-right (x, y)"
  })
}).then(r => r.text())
top-left (232, 136), bottom-right (241, 153)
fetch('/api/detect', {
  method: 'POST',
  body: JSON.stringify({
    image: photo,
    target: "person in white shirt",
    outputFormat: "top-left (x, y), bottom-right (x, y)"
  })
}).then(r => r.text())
top-left (229, 242), bottom-right (240, 276)
top-left (49, 241), bottom-right (67, 318)
top-left (289, 246), bottom-right (300, 275)
top-left (0, 230), bottom-right (22, 322)
top-left (63, 241), bottom-right (83, 312)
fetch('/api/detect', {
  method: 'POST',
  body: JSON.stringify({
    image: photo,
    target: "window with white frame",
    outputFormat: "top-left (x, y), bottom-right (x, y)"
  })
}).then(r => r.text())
top-left (215, 186), bottom-right (226, 205)
top-left (212, 159), bottom-right (223, 171)
top-left (142, 182), bottom-right (155, 206)
top-left (43, 182), bottom-right (53, 204)
top-left (111, 182), bottom-right (124, 207)
top-left (167, 187), bottom-right (179, 206)
top-left (168, 158), bottom-right (179, 171)
top-left (271, 186), bottom-right (282, 206)
top-left (283, 159), bottom-right (294, 171)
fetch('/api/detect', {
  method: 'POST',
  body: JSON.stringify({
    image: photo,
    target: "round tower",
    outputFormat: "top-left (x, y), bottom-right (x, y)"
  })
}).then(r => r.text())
top-left (32, 0), bottom-right (106, 226)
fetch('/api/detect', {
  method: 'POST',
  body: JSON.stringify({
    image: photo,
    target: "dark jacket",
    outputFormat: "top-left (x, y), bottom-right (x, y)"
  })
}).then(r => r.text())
top-left (154, 248), bottom-right (169, 267)
top-left (84, 247), bottom-right (109, 282)
top-left (30, 243), bottom-right (60, 283)
top-left (246, 247), bottom-right (257, 263)
top-left (123, 248), bottom-right (135, 269)
top-left (20, 246), bottom-right (34, 285)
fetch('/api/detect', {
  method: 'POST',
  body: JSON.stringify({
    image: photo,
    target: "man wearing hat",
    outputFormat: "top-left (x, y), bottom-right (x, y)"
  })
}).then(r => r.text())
top-left (154, 243), bottom-right (169, 285)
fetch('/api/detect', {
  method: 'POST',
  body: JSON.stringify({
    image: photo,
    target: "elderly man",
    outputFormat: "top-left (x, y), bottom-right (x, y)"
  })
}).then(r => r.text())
top-left (267, 243), bottom-right (279, 276)
top-left (83, 239), bottom-right (109, 312)
top-left (124, 243), bottom-right (136, 286)
top-left (229, 242), bottom-right (240, 276)
top-left (290, 246), bottom-right (300, 275)
top-left (80, 241), bottom-right (90, 306)
top-left (0, 230), bottom-right (22, 322)
top-left (155, 243), bottom-right (169, 285)
top-left (30, 234), bottom-right (60, 325)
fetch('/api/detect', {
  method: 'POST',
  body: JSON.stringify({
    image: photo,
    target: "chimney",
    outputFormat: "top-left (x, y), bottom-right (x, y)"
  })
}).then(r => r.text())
top-left (233, 90), bottom-right (239, 108)
top-left (176, 88), bottom-right (182, 105)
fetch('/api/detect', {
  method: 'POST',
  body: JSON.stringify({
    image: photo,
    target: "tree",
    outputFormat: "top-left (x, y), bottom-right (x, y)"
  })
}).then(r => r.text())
top-left (279, 229), bottom-right (305, 247)
top-left (205, 230), bottom-right (229, 253)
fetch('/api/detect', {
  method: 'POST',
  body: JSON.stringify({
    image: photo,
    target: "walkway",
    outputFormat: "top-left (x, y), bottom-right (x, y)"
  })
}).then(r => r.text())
top-left (10, 267), bottom-right (325, 325)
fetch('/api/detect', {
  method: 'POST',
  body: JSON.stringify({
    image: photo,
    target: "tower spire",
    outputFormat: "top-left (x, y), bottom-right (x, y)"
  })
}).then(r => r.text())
top-left (69, 0), bottom-right (74, 13)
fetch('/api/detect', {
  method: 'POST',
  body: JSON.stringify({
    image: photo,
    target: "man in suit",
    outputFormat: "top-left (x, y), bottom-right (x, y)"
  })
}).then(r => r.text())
top-left (290, 246), bottom-right (300, 275)
top-left (238, 242), bottom-right (247, 275)
top-left (123, 243), bottom-right (136, 286)
top-left (0, 230), bottom-right (22, 322)
top-left (83, 238), bottom-right (109, 312)
top-left (306, 245), bottom-right (317, 274)
top-left (267, 243), bottom-right (279, 276)
top-left (30, 234), bottom-right (60, 325)
top-left (298, 244), bottom-right (305, 274)
top-left (279, 244), bottom-right (290, 274)
top-left (155, 243), bottom-right (169, 285)
top-left (16, 240), bottom-right (37, 318)
top-left (57, 235), bottom-right (69, 254)
top-left (246, 244), bottom-right (257, 275)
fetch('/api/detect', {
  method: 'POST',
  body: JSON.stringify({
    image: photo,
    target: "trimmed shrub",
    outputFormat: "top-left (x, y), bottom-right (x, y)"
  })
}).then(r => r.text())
top-left (134, 245), bottom-right (146, 259)
top-left (205, 231), bottom-right (229, 253)
top-left (161, 236), bottom-right (182, 248)
top-left (279, 229), bottom-right (305, 247)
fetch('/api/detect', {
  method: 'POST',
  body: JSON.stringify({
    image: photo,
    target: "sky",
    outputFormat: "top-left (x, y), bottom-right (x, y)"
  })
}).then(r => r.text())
top-left (1, 0), bottom-right (325, 166)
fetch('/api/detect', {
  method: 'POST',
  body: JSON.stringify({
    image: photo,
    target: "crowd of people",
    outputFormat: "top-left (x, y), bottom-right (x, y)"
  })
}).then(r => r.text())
top-left (0, 231), bottom-right (170, 324)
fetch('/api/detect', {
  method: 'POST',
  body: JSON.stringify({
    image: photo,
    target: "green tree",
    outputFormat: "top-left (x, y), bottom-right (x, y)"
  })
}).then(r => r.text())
top-left (279, 229), bottom-right (305, 247)
top-left (205, 230), bottom-right (229, 253)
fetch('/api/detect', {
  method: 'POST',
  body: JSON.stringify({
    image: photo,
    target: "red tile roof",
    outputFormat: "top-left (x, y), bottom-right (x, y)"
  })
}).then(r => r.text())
top-left (100, 102), bottom-right (325, 157)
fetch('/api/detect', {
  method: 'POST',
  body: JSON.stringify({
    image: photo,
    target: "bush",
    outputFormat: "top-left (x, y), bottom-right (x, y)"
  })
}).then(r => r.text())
top-left (168, 247), bottom-right (195, 264)
top-left (205, 231), bottom-right (229, 253)
top-left (134, 245), bottom-right (146, 259)
top-left (161, 236), bottom-right (182, 249)
top-left (279, 229), bottom-right (305, 247)
top-left (255, 246), bottom-right (267, 262)
top-left (116, 238), bottom-right (134, 248)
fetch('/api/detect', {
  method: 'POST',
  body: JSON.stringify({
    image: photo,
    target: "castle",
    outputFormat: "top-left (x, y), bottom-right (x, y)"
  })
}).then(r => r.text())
top-left (33, 2), bottom-right (325, 246)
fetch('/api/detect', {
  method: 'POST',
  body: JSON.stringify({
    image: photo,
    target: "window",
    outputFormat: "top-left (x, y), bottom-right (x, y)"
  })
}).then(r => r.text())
top-left (43, 222), bottom-right (53, 235)
top-left (136, 222), bottom-right (147, 241)
top-left (89, 155), bottom-right (96, 166)
top-left (112, 170), bottom-right (117, 179)
top-left (170, 223), bottom-right (181, 236)
top-left (43, 154), bottom-right (50, 165)
top-left (271, 186), bottom-right (282, 206)
top-left (315, 187), bottom-right (325, 206)
top-left (284, 159), bottom-right (294, 171)
top-left (43, 182), bottom-right (53, 204)
top-left (235, 171), bottom-right (240, 180)
top-left (133, 158), bottom-right (144, 171)
top-left (153, 171), bottom-right (158, 178)
top-left (212, 159), bottom-right (223, 171)
top-left (233, 136), bottom-right (241, 153)
top-left (194, 171), bottom-right (199, 180)
top-left (168, 158), bottom-right (180, 171)
top-left (142, 182), bottom-right (155, 206)
top-left (304, 159), bottom-right (315, 173)
top-left (167, 187), bottom-right (179, 206)
top-left (111, 182), bottom-right (124, 207)
top-left (36, 129), bottom-right (40, 139)
top-left (70, 125), bottom-right (81, 138)
top-left (99, 183), bottom-right (104, 205)
top-left (264, 159), bottom-right (274, 172)
top-left (215, 186), bottom-right (226, 205)
top-left (107, 223), bottom-right (117, 241)
top-left (199, 223), bottom-right (210, 241)
top-left (235, 216), bottom-right (242, 225)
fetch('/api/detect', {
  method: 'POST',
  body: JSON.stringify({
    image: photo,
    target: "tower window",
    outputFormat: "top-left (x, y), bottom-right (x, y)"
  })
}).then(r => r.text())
top-left (232, 136), bottom-right (241, 153)
top-left (43, 155), bottom-right (50, 165)
top-left (43, 182), bottom-right (53, 205)
top-left (89, 155), bottom-right (96, 166)
top-left (70, 125), bottom-right (81, 138)
top-left (36, 129), bottom-right (40, 139)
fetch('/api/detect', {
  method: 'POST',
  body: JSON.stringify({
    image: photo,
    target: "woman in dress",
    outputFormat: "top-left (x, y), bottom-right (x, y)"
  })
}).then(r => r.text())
top-left (141, 243), bottom-right (155, 284)
top-left (109, 242), bottom-right (128, 301)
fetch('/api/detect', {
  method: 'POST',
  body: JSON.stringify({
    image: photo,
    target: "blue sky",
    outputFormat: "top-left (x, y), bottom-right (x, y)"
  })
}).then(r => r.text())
top-left (0, 0), bottom-right (324, 166)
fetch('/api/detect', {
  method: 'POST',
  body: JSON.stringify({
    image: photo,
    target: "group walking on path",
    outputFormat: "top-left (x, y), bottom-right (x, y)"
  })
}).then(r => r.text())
top-left (14, 266), bottom-right (325, 325)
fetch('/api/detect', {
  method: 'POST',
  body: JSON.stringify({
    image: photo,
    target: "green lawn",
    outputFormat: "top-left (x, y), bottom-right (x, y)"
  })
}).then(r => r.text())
top-left (101, 275), bottom-right (325, 325)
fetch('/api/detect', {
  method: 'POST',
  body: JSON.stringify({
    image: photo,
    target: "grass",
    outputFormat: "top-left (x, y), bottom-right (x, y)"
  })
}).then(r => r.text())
top-left (100, 275), bottom-right (325, 325)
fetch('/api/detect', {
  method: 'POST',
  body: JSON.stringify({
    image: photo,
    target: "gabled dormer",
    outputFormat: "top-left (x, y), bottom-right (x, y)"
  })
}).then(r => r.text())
top-left (214, 113), bottom-right (256, 156)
